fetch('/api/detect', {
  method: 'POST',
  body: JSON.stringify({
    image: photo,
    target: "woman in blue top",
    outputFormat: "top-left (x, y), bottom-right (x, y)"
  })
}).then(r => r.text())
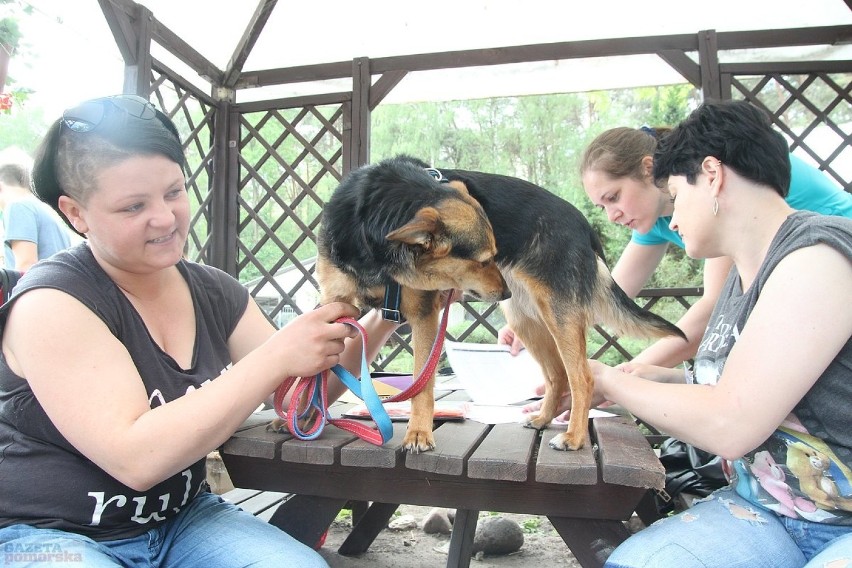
top-left (502, 118), bottom-right (852, 369)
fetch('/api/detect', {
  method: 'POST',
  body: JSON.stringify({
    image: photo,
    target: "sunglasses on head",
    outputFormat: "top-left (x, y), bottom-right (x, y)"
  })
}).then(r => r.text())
top-left (61, 95), bottom-right (157, 133)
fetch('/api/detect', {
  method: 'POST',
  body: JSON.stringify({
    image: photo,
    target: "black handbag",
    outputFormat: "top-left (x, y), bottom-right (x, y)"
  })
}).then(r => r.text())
top-left (656, 437), bottom-right (727, 514)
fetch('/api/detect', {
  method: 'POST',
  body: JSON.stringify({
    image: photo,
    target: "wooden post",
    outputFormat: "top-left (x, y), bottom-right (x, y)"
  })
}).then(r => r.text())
top-left (698, 29), bottom-right (722, 102)
top-left (350, 57), bottom-right (371, 169)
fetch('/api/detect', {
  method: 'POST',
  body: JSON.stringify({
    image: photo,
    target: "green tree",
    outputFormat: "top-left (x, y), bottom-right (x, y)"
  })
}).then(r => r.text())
top-left (371, 85), bottom-right (704, 286)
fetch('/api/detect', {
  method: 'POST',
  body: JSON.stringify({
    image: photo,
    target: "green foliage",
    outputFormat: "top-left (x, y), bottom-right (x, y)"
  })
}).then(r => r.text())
top-left (366, 84), bottom-right (708, 367)
top-left (0, 102), bottom-right (46, 150)
top-left (371, 84), bottom-right (702, 281)
top-left (0, 16), bottom-right (20, 50)
top-left (520, 516), bottom-right (542, 533)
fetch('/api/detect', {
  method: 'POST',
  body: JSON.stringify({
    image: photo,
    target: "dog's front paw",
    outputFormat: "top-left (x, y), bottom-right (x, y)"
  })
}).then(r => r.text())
top-left (402, 428), bottom-right (435, 453)
top-left (547, 431), bottom-right (585, 451)
top-left (521, 413), bottom-right (551, 431)
top-left (266, 418), bottom-right (287, 433)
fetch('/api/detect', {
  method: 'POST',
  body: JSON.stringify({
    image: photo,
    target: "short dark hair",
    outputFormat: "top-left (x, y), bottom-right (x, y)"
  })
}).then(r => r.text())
top-left (652, 100), bottom-right (790, 197)
top-left (31, 96), bottom-right (185, 235)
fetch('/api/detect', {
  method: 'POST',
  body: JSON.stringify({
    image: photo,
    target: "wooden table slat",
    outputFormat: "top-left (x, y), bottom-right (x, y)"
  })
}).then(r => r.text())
top-left (593, 416), bottom-right (665, 489)
top-left (405, 420), bottom-right (490, 475)
top-left (235, 408), bottom-right (280, 432)
top-left (467, 423), bottom-right (538, 481)
top-left (340, 422), bottom-right (409, 468)
top-left (280, 423), bottom-right (358, 465)
top-left (535, 423), bottom-right (598, 485)
top-left (222, 423), bottom-right (290, 460)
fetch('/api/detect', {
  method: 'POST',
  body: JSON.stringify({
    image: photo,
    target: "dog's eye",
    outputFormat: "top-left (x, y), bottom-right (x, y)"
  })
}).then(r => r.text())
top-left (480, 260), bottom-right (492, 268)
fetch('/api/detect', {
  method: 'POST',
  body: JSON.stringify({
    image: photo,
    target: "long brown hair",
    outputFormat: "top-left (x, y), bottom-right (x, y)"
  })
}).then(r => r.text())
top-left (580, 126), bottom-right (672, 181)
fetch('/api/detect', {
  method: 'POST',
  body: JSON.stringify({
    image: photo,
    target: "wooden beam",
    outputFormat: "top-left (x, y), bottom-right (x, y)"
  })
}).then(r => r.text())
top-left (233, 92), bottom-right (351, 113)
top-left (234, 25), bottom-right (851, 89)
top-left (656, 50), bottom-right (701, 87)
top-left (239, 34), bottom-right (696, 88)
top-left (237, 61), bottom-right (353, 88)
top-left (151, 59), bottom-right (217, 105)
top-left (369, 70), bottom-right (408, 110)
top-left (149, 19), bottom-right (223, 85)
top-left (223, 0), bottom-right (278, 88)
top-left (101, 0), bottom-right (224, 85)
top-left (98, 0), bottom-right (138, 64)
top-left (716, 25), bottom-right (852, 49)
top-left (721, 60), bottom-right (852, 75)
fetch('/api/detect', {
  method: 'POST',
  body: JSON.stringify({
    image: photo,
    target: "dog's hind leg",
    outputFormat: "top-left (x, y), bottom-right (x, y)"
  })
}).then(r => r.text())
top-left (510, 312), bottom-right (569, 431)
top-left (546, 317), bottom-right (594, 450)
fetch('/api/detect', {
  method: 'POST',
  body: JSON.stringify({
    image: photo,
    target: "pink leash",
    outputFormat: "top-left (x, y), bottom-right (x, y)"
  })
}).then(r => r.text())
top-left (272, 294), bottom-right (452, 445)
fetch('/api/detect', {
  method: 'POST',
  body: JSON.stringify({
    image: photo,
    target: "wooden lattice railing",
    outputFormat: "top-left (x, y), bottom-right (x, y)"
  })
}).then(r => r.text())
top-left (149, 64), bottom-right (217, 264)
top-left (730, 71), bottom-right (851, 191)
top-left (142, 62), bottom-right (846, 376)
top-left (236, 104), bottom-right (344, 325)
top-left (367, 287), bottom-right (704, 374)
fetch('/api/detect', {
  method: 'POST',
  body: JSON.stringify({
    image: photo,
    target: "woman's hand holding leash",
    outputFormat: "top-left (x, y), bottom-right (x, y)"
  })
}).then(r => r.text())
top-left (271, 302), bottom-right (359, 381)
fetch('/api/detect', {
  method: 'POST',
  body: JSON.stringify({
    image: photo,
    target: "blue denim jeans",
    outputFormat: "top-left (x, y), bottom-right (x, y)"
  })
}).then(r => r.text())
top-left (0, 491), bottom-right (328, 567)
top-left (606, 487), bottom-right (852, 568)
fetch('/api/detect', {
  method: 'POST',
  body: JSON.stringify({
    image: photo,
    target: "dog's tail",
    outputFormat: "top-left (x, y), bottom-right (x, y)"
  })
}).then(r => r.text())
top-left (593, 258), bottom-right (687, 341)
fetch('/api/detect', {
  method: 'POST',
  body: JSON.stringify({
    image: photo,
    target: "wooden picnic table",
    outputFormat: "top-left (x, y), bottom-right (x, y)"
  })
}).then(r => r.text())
top-left (220, 381), bottom-right (664, 568)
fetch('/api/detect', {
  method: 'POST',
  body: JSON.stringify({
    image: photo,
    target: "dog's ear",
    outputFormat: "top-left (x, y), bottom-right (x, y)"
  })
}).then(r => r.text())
top-left (385, 207), bottom-right (451, 257)
top-left (447, 180), bottom-right (470, 197)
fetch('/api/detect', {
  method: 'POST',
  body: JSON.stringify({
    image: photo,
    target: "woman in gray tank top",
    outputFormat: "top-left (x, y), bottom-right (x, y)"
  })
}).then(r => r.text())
top-left (586, 100), bottom-right (852, 567)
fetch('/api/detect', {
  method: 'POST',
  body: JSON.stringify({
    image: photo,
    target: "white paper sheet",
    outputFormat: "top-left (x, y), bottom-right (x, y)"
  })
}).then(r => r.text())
top-left (444, 341), bottom-right (545, 405)
top-left (467, 405), bottom-right (616, 425)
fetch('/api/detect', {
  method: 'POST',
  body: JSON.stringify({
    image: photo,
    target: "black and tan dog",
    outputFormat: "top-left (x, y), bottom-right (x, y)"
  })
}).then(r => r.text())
top-left (316, 155), bottom-right (685, 452)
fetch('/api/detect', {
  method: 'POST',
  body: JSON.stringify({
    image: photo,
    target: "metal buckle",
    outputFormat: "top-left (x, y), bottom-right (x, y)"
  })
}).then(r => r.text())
top-left (381, 307), bottom-right (404, 323)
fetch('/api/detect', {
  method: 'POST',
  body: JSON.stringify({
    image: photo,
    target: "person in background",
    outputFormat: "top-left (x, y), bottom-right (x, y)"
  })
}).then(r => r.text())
top-left (0, 95), bottom-right (400, 567)
top-left (0, 147), bottom-right (73, 271)
top-left (576, 100), bottom-right (852, 566)
top-left (499, 121), bottom-right (852, 369)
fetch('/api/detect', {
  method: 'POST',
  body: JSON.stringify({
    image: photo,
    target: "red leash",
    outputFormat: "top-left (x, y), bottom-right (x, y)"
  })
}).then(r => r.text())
top-left (272, 294), bottom-right (452, 445)
top-left (385, 298), bottom-right (451, 403)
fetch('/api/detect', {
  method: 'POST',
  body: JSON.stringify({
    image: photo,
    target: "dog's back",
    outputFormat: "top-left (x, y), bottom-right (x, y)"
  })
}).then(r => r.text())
top-left (440, 168), bottom-right (683, 340)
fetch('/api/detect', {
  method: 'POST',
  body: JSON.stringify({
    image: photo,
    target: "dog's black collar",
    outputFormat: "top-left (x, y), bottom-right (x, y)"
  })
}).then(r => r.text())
top-left (425, 167), bottom-right (449, 184)
top-left (382, 282), bottom-right (404, 323)
top-left (381, 168), bottom-right (446, 323)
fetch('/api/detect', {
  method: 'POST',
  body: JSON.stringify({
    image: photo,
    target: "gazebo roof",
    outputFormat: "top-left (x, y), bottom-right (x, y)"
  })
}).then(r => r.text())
top-left (18, 0), bottom-right (852, 113)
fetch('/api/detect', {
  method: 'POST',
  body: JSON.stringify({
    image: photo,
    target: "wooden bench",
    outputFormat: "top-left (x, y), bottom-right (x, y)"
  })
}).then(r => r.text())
top-left (220, 401), bottom-right (664, 568)
top-left (220, 487), bottom-right (289, 522)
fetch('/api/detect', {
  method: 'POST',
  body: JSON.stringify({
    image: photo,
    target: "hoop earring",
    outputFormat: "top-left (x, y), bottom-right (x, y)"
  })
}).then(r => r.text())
top-left (713, 198), bottom-right (719, 217)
